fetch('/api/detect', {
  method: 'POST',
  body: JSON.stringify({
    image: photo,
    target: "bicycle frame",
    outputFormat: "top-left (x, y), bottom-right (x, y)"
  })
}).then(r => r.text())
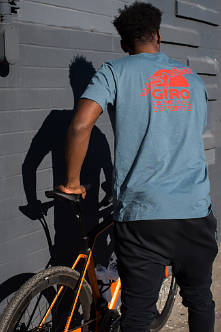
top-left (38, 196), bottom-right (121, 332)
top-left (42, 190), bottom-right (171, 332)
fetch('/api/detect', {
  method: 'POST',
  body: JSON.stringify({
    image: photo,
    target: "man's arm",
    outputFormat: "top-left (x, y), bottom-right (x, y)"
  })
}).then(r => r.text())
top-left (55, 98), bottom-right (102, 198)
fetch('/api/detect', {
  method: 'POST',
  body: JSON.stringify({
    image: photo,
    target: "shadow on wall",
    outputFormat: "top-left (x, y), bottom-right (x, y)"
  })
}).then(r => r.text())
top-left (0, 64), bottom-right (10, 77)
top-left (0, 56), bottom-right (113, 309)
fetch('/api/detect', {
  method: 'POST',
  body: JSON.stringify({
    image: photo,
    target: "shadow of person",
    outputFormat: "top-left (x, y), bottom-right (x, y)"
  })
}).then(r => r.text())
top-left (0, 56), bottom-right (114, 312)
top-left (20, 55), bottom-right (113, 267)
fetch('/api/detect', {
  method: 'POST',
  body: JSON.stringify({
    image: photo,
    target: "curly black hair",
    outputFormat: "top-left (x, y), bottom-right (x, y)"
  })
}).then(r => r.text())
top-left (113, 1), bottom-right (162, 47)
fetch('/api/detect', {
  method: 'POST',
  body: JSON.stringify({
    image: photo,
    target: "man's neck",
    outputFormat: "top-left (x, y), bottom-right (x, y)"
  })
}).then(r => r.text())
top-left (122, 30), bottom-right (161, 55)
top-left (128, 43), bottom-right (160, 55)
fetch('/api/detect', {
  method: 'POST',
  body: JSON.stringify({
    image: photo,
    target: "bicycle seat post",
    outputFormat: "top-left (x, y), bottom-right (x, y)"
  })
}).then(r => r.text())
top-left (71, 201), bottom-right (89, 252)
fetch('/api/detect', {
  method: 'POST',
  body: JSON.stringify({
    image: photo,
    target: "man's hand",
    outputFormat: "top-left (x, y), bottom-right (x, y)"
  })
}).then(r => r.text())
top-left (54, 184), bottom-right (87, 199)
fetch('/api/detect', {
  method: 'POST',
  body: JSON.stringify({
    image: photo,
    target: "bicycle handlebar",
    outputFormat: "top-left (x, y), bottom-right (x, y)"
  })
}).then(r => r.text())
top-left (45, 184), bottom-right (91, 203)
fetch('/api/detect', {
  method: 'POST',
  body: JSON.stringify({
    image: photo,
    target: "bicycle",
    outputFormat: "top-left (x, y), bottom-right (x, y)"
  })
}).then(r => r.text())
top-left (0, 186), bottom-right (177, 332)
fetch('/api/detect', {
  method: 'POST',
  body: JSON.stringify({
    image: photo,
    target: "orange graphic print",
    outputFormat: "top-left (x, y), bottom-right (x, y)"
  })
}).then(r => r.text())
top-left (140, 67), bottom-right (193, 96)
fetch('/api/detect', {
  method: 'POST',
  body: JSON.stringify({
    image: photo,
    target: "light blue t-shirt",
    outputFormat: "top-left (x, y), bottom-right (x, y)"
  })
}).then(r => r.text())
top-left (81, 52), bottom-right (211, 221)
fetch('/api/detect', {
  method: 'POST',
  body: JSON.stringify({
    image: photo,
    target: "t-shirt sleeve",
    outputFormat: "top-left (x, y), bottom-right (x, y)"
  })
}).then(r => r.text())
top-left (80, 62), bottom-right (116, 112)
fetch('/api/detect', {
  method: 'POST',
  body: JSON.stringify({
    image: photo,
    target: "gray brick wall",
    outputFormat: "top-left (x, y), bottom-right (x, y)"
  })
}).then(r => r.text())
top-left (0, 0), bottom-right (221, 314)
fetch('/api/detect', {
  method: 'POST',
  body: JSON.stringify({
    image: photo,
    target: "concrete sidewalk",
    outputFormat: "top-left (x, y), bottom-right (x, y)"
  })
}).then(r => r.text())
top-left (161, 245), bottom-right (221, 331)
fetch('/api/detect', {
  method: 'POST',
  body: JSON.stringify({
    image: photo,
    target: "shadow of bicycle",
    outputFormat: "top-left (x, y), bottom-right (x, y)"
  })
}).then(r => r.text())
top-left (0, 55), bottom-right (114, 313)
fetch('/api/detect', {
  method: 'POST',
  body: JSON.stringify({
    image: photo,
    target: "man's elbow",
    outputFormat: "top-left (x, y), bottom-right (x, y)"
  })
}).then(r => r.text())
top-left (68, 120), bottom-right (92, 138)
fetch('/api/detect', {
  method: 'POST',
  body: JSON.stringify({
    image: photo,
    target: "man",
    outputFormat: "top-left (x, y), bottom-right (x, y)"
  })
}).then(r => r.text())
top-left (56, 2), bottom-right (218, 331)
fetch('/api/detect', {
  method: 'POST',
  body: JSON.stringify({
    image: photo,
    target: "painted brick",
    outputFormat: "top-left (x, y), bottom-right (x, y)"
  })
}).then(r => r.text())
top-left (161, 24), bottom-right (200, 47)
top-left (97, 123), bottom-right (114, 140)
top-left (97, 110), bottom-right (112, 125)
top-left (77, 50), bottom-right (123, 69)
top-left (22, 149), bottom-right (52, 171)
top-left (161, 13), bottom-right (175, 26)
top-left (171, 58), bottom-right (187, 65)
top-left (153, 0), bottom-right (175, 14)
top-left (217, 37), bottom-right (221, 51)
top-left (112, 1), bottom-right (126, 17)
top-left (0, 111), bottom-right (22, 133)
top-left (0, 175), bottom-right (23, 201)
top-left (48, 48), bottom-right (75, 68)
top-left (161, 44), bottom-right (198, 61)
top-left (35, 169), bottom-right (53, 192)
top-left (200, 34), bottom-right (217, 50)
top-left (32, 46), bottom-right (50, 67)
top-left (0, 216), bottom-right (25, 243)
top-left (210, 172), bottom-right (221, 196)
top-left (205, 148), bottom-right (215, 163)
top-left (115, 0), bottom-right (137, 3)
top-left (199, 74), bottom-right (217, 86)
top-left (214, 123), bottom-right (221, 148)
top-left (206, 102), bottom-right (213, 126)
top-left (0, 89), bottom-right (23, 111)
top-left (70, 31), bottom-right (113, 52)
top-left (49, 88), bottom-right (73, 108)
top-left (20, 28), bottom-right (114, 53)
top-left (113, 0), bottom-right (176, 17)
top-left (176, 0), bottom-right (219, 26)
top-left (21, 109), bottom-right (51, 131)
top-left (0, 64), bottom-right (21, 88)
top-left (208, 100), bottom-right (218, 122)
top-left (19, 1), bottom-right (116, 34)
top-left (0, 154), bottom-right (22, 178)
top-left (22, 89), bottom-right (49, 110)
top-left (19, 44), bottom-right (33, 66)
top-left (108, 138), bottom-right (114, 157)
top-left (205, 84), bottom-right (219, 101)
top-left (112, 36), bottom-right (124, 54)
top-left (0, 236), bottom-right (26, 265)
top-left (1, 132), bottom-right (25, 155)
top-left (0, 196), bottom-right (24, 222)
top-left (27, 0), bottom-right (114, 17)
top-left (0, 242), bottom-right (9, 266)
top-left (24, 229), bottom-right (50, 255)
top-left (203, 132), bottom-right (215, 150)
top-left (187, 56), bottom-right (219, 75)
top-left (25, 247), bottom-right (52, 272)
top-left (19, 23), bottom-right (74, 48)
top-left (19, 45), bottom-right (50, 68)
top-left (22, 130), bottom-right (38, 153)
top-left (20, 67), bottom-right (68, 88)
top-left (195, 21), bottom-right (217, 37)
top-left (197, 48), bottom-right (217, 60)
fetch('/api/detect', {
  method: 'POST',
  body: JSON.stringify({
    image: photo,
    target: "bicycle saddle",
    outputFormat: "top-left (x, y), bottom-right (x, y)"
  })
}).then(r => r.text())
top-left (45, 184), bottom-right (90, 203)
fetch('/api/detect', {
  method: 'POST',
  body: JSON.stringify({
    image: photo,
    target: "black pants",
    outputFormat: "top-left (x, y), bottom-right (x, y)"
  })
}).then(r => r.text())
top-left (114, 211), bottom-right (218, 332)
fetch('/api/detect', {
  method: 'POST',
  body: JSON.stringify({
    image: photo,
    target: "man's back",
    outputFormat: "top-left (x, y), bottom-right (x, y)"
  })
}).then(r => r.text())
top-left (82, 52), bottom-right (211, 220)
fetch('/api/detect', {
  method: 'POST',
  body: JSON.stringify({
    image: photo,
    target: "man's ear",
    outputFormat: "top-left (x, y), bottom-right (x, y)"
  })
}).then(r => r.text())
top-left (120, 40), bottom-right (129, 53)
top-left (157, 29), bottom-right (161, 45)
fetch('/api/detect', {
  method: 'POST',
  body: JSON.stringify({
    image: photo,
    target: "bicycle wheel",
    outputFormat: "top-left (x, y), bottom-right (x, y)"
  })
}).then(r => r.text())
top-left (150, 271), bottom-right (177, 331)
top-left (0, 266), bottom-right (94, 332)
top-left (113, 272), bottom-right (177, 332)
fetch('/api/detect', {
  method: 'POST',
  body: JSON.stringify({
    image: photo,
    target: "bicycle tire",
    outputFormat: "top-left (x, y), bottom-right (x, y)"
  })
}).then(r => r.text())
top-left (150, 274), bottom-right (178, 331)
top-left (0, 266), bottom-right (94, 332)
top-left (112, 273), bottom-right (177, 332)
